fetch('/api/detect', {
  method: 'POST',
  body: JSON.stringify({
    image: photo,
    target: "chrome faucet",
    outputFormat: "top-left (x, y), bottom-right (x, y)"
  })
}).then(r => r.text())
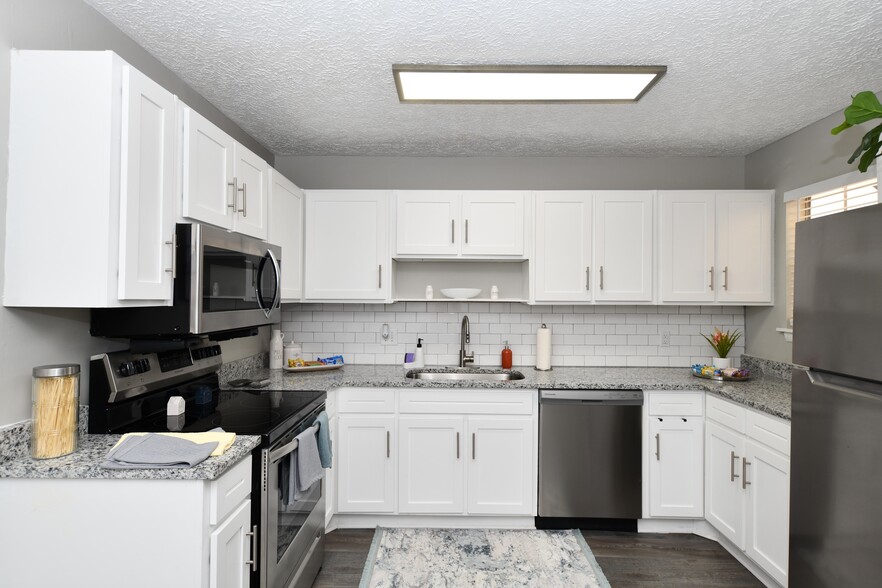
top-left (459, 315), bottom-right (475, 367)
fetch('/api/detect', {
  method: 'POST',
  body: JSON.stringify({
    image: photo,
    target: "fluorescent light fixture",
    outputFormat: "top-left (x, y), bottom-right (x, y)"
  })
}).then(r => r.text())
top-left (393, 64), bottom-right (667, 104)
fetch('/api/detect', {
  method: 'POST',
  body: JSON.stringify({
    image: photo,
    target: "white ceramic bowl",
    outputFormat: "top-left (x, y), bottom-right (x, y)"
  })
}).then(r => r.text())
top-left (440, 288), bottom-right (482, 299)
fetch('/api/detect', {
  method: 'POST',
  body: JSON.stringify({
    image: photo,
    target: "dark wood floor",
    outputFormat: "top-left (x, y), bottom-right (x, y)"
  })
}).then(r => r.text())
top-left (312, 529), bottom-right (763, 587)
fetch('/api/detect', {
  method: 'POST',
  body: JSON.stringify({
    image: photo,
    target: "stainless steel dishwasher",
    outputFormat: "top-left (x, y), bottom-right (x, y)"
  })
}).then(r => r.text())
top-left (538, 389), bottom-right (643, 519)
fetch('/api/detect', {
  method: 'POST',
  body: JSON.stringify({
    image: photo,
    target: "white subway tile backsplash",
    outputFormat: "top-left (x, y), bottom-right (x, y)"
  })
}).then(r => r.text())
top-left (280, 303), bottom-right (745, 367)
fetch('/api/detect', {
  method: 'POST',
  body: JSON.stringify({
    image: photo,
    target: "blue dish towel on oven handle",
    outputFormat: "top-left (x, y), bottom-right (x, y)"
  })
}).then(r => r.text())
top-left (315, 411), bottom-right (332, 468)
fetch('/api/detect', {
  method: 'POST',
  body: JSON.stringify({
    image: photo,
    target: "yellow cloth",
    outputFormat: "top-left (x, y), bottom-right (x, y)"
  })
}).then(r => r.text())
top-left (113, 432), bottom-right (236, 457)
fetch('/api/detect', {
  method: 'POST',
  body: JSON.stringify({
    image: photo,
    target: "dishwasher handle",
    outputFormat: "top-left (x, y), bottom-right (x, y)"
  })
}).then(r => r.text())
top-left (540, 389), bottom-right (643, 405)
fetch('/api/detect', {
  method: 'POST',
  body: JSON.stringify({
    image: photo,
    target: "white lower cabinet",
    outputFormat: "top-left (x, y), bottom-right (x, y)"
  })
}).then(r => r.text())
top-left (0, 456), bottom-right (253, 588)
top-left (648, 416), bottom-right (704, 518)
top-left (336, 415), bottom-right (395, 513)
top-left (398, 416), bottom-right (465, 513)
top-left (705, 396), bottom-right (790, 587)
top-left (332, 388), bottom-right (537, 520)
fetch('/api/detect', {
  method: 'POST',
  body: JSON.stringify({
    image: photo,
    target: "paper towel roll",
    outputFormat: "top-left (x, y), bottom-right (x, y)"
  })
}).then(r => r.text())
top-left (536, 324), bottom-right (552, 371)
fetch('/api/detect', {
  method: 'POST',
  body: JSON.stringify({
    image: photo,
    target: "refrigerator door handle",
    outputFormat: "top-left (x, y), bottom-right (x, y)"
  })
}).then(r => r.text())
top-left (806, 370), bottom-right (882, 402)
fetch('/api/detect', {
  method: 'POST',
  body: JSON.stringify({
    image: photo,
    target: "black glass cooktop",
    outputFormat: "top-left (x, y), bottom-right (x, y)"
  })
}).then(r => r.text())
top-left (103, 374), bottom-right (325, 444)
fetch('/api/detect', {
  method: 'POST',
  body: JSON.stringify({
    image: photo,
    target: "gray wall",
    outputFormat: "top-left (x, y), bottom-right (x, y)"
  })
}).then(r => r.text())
top-left (275, 155), bottom-right (746, 190)
top-left (0, 0), bottom-right (269, 427)
top-left (744, 110), bottom-right (876, 364)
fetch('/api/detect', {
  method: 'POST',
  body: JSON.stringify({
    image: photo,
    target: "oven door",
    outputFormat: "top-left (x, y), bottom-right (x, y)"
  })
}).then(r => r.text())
top-left (191, 223), bottom-right (281, 334)
top-left (261, 423), bottom-right (326, 588)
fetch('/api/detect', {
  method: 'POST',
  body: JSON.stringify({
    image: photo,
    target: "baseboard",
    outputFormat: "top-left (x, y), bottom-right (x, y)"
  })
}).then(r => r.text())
top-left (330, 514), bottom-right (536, 531)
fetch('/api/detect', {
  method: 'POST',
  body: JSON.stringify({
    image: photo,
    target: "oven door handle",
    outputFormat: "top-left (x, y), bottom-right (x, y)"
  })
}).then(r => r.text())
top-left (269, 422), bottom-right (320, 464)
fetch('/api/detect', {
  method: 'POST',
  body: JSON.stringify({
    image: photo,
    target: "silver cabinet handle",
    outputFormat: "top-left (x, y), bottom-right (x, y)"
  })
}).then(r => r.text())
top-left (386, 430), bottom-right (390, 458)
top-left (742, 457), bottom-right (751, 489)
top-left (241, 182), bottom-right (247, 217)
top-left (586, 267), bottom-right (590, 291)
top-left (709, 266), bottom-right (714, 290)
top-left (465, 219), bottom-right (469, 244)
top-left (244, 524), bottom-right (258, 571)
top-left (723, 266), bottom-right (729, 291)
top-left (730, 451), bottom-right (740, 482)
top-left (472, 432), bottom-right (476, 460)
top-left (600, 266), bottom-right (604, 290)
top-left (227, 177), bottom-right (237, 208)
top-left (451, 219), bottom-right (455, 244)
top-left (164, 232), bottom-right (177, 278)
top-left (378, 265), bottom-right (383, 289)
top-left (456, 432), bottom-right (460, 459)
top-left (655, 433), bottom-right (660, 460)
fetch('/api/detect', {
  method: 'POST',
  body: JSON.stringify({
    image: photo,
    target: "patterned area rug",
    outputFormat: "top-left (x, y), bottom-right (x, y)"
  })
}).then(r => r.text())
top-left (358, 528), bottom-right (611, 588)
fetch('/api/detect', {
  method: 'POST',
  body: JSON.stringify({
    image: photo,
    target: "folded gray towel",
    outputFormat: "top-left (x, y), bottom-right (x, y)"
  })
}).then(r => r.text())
top-left (315, 411), bottom-right (332, 468)
top-left (296, 425), bottom-right (324, 492)
top-left (102, 434), bottom-right (218, 469)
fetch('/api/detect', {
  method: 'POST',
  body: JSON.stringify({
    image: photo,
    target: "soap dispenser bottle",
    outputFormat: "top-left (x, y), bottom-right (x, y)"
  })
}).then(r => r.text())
top-left (501, 340), bottom-right (513, 369)
top-left (414, 338), bottom-right (425, 368)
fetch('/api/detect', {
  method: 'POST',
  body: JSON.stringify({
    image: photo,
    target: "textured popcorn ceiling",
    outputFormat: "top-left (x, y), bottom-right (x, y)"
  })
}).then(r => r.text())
top-left (84, 0), bottom-right (882, 157)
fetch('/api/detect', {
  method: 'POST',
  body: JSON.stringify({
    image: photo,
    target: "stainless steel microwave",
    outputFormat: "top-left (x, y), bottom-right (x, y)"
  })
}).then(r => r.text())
top-left (91, 223), bottom-right (281, 339)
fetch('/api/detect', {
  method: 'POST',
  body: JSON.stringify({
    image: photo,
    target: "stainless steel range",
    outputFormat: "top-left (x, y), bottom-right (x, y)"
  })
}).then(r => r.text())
top-left (88, 341), bottom-right (326, 588)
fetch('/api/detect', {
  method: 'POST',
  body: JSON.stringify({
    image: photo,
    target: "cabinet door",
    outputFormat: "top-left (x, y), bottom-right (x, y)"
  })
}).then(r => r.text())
top-left (658, 191), bottom-right (715, 303)
top-left (304, 191), bottom-right (389, 300)
top-left (705, 421), bottom-right (746, 549)
top-left (117, 65), bottom-right (177, 301)
top-left (268, 170), bottom-right (303, 302)
top-left (337, 415), bottom-right (395, 513)
top-left (467, 417), bottom-right (534, 515)
top-left (395, 191), bottom-right (459, 255)
top-left (398, 416), bottom-right (464, 514)
top-left (594, 191), bottom-right (654, 301)
top-left (461, 191), bottom-right (525, 256)
top-left (209, 499), bottom-right (251, 588)
top-left (534, 191), bottom-right (592, 302)
top-left (744, 441), bottom-right (790, 587)
top-left (648, 416), bottom-right (704, 518)
top-left (231, 144), bottom-right (268, 239)
top-left (182, 107), bottom-right (235, 229)
top-left (716, 191), bottom-right (773, 303)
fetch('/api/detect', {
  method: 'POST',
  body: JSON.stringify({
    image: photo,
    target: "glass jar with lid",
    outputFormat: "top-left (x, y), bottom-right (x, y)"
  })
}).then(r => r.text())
top-left (31, 364), bottom-right (80, 459)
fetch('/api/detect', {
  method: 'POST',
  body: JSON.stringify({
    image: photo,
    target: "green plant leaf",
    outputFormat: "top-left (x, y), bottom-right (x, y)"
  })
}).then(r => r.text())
top-left (858, 135), bottom-right (882, 172)
top-left (843, 91), bottom-right (882, 126)
top-left (846, 123), bottom-right (882, 171)
top-left (831, 120), bottom-right (853, 135)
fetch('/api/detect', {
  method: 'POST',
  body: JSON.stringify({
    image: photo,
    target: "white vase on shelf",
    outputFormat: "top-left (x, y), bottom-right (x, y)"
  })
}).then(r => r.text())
top-left (712, 357), bottom-right (732, 369)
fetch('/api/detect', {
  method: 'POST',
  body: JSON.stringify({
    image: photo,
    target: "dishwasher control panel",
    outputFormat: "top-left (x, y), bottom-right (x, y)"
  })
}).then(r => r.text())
top-left (539, 389), bottom-right (644, 403)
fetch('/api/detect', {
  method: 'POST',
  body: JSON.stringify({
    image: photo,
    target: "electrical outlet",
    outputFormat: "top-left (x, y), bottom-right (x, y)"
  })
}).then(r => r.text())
top-left (380, 323), bottom-right (397, 345)
top-left (661, 330), bottom-right (671, 347)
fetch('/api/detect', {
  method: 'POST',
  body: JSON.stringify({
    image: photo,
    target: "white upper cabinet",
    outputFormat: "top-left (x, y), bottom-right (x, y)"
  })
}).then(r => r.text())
top-left (5, 50), bottom-right (176, 307)
top-left (393, 191), bottom-right (526, 257)
top-left (659, 190), bottom-right (773, 305)
top-left (304, 190), bottom-right (389, 301)
top-left (267, 170), bottom-right (303, 302)
top-left (716, 192), bottom-right (773, 303)
top-left (658, 191), bottom-right (716, 303)
top-left (594, 191), bottom-right (655, 302)
top-left (461, 191), bottom-right (526, 256)
top-left (534, 191), bottom-right (593, 302)
top-left (181, 106), bottom-right (268, 239)
top-left (396, 191), bottom-right (460, 255)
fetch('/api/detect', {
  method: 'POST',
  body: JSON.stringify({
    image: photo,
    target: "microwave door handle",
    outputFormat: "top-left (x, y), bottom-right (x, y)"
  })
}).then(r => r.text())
top-left (267, 249), bottom-right (281, 312)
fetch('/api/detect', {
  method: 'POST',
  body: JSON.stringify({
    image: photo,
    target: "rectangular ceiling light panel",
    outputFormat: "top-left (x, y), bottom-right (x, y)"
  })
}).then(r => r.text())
top-left (393, 65), bottom-right (667, 103)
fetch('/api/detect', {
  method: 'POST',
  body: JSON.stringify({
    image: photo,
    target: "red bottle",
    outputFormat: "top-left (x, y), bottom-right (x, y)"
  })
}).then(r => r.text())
top-left (501, 340), bottom-right (513, 369)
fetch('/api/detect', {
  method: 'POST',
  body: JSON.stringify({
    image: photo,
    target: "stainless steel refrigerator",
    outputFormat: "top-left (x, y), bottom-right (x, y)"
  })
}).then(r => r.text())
top-left (791, 203), bottom-right (882, 586)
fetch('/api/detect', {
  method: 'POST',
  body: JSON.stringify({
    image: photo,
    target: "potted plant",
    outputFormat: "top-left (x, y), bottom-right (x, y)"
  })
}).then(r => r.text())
top-left (831, 91), bottom-right (882, 172)
top-left (702, 327), bottom-right (742, 369)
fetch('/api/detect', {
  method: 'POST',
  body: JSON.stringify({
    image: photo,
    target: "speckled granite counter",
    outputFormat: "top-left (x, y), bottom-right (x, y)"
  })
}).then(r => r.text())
top-left (0, 433), bottom-right (261, 481)
top-left (223, 365), bottom-right (793, 420)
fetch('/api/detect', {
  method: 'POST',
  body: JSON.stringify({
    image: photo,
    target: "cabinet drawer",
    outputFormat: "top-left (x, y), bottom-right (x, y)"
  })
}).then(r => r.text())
top-left (647, 391), bottom-right (703, 416)
top-left (705, 395), bottom-right (746, 433)
top-left (209, 455), bottom-right (252, 525)
top-left (337, 388), bottom-right (396, 413)
top-left (399, 389), bottom-right (534, 415)
top-left (746, 411), bottom-right (791, 456)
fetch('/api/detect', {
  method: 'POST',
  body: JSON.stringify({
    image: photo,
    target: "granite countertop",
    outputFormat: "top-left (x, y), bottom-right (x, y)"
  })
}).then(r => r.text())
top-left (0, 433), bottom-right (261, 481)
top-left (224, 364), bottom-right (792, 420)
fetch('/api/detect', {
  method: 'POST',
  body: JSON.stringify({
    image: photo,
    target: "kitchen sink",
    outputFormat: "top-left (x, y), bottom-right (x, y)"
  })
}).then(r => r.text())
top-left (405, 368), bottom-right (526, 381)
